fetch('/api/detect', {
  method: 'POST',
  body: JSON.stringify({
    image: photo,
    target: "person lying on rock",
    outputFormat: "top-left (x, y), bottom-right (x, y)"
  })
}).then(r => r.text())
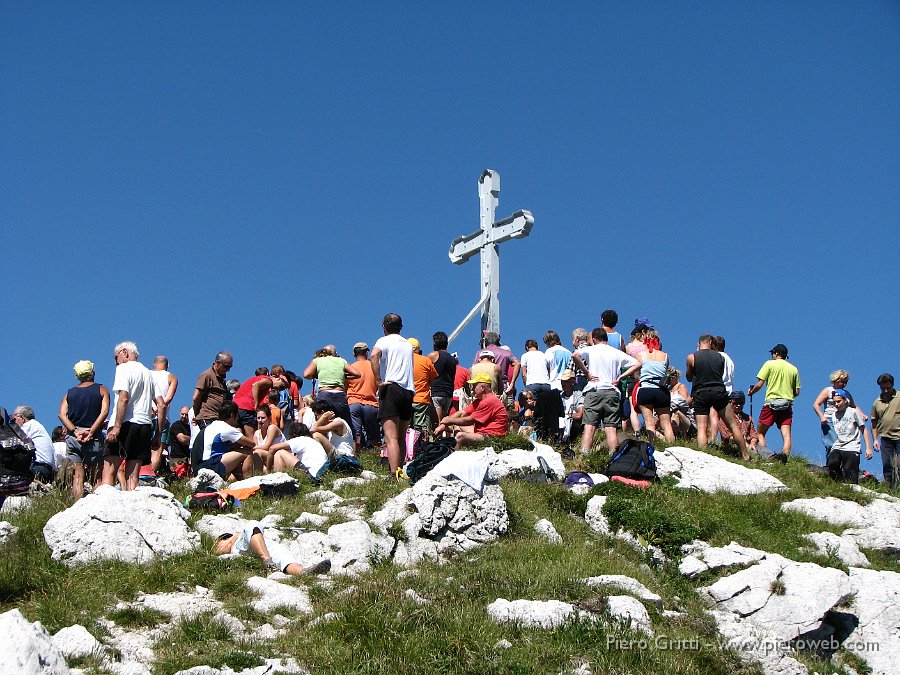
top-left (214, 520), bottom-right (331, 576)
top-left (433, 373), bottom-right (509, 447)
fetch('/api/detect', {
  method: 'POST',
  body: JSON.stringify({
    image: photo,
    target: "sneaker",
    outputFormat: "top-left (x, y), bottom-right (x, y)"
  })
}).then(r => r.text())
top-left (303, 558), bottom-right (331, 576)
top-left (264, 558), bottom-right (279, 572)
top-left (395, 467), bottom-right (408, 482)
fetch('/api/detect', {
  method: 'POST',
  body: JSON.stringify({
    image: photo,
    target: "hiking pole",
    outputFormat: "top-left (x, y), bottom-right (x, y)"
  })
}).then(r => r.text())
top-left (749, 391), bottom-right (753, 420)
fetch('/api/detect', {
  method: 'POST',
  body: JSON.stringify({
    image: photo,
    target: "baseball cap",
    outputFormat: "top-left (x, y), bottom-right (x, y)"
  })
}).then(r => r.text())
top-left (832, 388), bottom-right (849, 399)
top-left (73, 360), bottom-right (94, 378)
top-left (408, 337), bottom-right (420, 350)
top-left (729, 391), bottom-right (746, 402)
top-left (353, 341), bottom-right (369, 351)
top-left (560, 369), bottom-right (576, 381)
top-left (467, 372), bottom-right (493, 385)
top-left (634, 316), bottom-right (654, 328)
top-left (478, 350), bottom-right (495, 360)
top-left (769, 343), bottom-right (789, 357)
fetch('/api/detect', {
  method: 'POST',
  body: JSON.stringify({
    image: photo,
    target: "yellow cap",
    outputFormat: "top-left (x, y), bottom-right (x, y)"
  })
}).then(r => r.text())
top-left (467, 372), bottom-right (493, 385)
top-left (73, 360), bottom-right (94, 378)
top-left (408, 337), bottom-right (420, 350)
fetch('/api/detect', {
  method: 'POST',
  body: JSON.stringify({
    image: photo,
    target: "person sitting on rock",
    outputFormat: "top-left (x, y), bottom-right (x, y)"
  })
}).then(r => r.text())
top-left (197, 402), bottom-right (260, 480)
top-left (434, 373), bottom-right (509, 447)
top-left (214, 521), bottom-right (330, 576)
top-left (267, 422), bottom-right (329, 481)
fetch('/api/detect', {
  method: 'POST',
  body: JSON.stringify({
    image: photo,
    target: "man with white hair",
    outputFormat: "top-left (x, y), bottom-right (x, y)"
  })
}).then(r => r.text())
top-left (104, 341), bottom-right (164, 490)
top-left (10, 406), bottom-right (56, 483)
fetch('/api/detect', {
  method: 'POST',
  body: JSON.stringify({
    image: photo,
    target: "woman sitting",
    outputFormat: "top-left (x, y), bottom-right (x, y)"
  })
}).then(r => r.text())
top-left (267, 422), bottom-right (329, 480)
top-left (309, 400), bottom-right (355, 458)
top-left (252, 404), bottom-right (286, 472)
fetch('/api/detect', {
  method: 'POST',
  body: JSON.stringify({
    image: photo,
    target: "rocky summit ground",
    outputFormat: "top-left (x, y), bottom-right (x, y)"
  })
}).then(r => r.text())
top-left (1, 437), bottom-right (898, 675)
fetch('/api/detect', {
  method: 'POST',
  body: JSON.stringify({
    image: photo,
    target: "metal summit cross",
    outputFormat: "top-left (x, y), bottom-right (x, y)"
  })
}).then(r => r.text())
top-left (447, 169), bottom-right (534, 345)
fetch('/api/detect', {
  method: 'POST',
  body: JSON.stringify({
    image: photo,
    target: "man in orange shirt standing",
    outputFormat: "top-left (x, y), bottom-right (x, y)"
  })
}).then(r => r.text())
top-left (346, 342), bottom-right (381, 451)
top-left (409, 338), bottom-right (438, 438)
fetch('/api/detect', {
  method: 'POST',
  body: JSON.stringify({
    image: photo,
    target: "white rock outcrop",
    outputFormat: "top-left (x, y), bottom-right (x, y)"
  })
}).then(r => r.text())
top-left (782, 493), bottom-right (900, 556)
top-left (0, 608), bottom-right (71, 675)
top-left (52, 624), bottom-right (104, 659)
top-left (43, 486), bottom-right (199, 566)
top-left (326, 520), bottom-right (394, 576)
top-left (803, 532), bottom-right (870, 567)
top-left (710, 609), bottom-right (810, 675)
top-left (845, 567), bottom-right (900, 675)
top-left (488, 442), bottom-right (565, 481)
top-left (654, 446), bottom-right (787, 494)
top-left (227, 472), bottom-right (298, 490)
top-left (534, 518), bottom-right (562, 544)
top-left (245, 576), bottom-right (313, 614)
top-left (0, 521), bottom-right (17, 546)
top-left (605, 595), bottom-right (654, 635)
top-left (186, 468), bottom-right (225, 492)
top-left (582, 575), bottom-right (662, 607)
top-left (678, 541), bottom-right (768, 579)
top-left (486, 599), bottom-right (590, 629)
top-left (781, 497), bottom-right (872, 528)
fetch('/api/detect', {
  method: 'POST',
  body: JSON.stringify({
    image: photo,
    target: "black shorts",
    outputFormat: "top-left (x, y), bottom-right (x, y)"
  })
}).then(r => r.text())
top-left (692, 388), bottom-right (728, 416)
top-left (636, 386), bottom-right (671, 410)
top-left (116, 421), bottom-right (153, 460)
top-left (237, 408), bottom-right (257, 429)
top-left (378, 383), bottom-right (414, 422)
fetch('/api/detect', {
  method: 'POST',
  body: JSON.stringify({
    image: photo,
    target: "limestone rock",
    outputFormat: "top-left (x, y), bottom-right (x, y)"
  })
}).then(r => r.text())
top-left (845, 567), bottom-right (900, 675)
top-left (326, 520), bottom-right (394, 576)
top-left (0, 521), bottom-right (18, 546)
top-left (582, 575), bottom-right (662, 606)
top-left (43, 486), bottom-right (199, 566)
top-left (489, 445), bottom-right (564, 481)
top-left (700, 555), bottom-right (852, 640)
top-left (403, 589), bottom-right (430, 606)
top-left (307, 489), bottom-right (340, 502)
top-left (122, 586), bottom-right (223, 622)
top-left (293, 512), bottom-right (328, 528)
top-left (534, 518), bottom-right (562, 544)
top-left (708, 609), bottom-right (809, 675)
top-left (246, 576), bottom-right (313, 614)
top-left (0, 495), bottom-right (32, 514)
top-left (781, 497), bottom-right (872, 528)
top-left (52, 624), bottom-right (103, 659)
top-left (606, 595), bottom-right (653, 635)
top-left (678, 541), bottom-right (769, 578)
top-left (227, 472), bottom-right (298, 490)
top-left (369, 488), bottom-right (415, 532)
top-left (487, 599), bottom-right (589, 629)
top-left (654, 446), bottom-right (787, 494)
top-left (0, 608), bottom-right (71, 674)
top-left (279, 530), bottom-right (332, 569)
top-left (843, 525), bottom-right (900, 555)
top-left (331, 477), bottom-right (366, 490)
top-left (803, 532), bottom-right (870, 567)
top-left (412, 475), bottom-right (508, 549)
top-left (584, 496), bottom-right (610, 535)
top-left (187, 468), bottom-right (225, 492)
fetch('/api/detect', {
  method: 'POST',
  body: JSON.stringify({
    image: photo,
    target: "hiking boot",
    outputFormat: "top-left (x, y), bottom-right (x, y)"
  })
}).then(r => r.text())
top-left (774, 453), bottom-right (788, 464)
top-left (303, 558), bottom-right (331, 576)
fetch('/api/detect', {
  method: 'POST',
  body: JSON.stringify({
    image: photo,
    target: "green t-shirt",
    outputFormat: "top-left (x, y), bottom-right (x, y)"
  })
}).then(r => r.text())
top-left (756, 359), bottom-right (800, 401)
top-left (314, 356), bottom-right (347, 389)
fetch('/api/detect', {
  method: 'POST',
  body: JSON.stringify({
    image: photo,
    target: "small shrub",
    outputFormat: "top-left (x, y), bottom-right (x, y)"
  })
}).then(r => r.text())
top-left (602, 488), bottom-right (700, 557)
top-left (770, 578), bottom-right (786, 596)
top-left (107, 606), bottom-right (168, 629)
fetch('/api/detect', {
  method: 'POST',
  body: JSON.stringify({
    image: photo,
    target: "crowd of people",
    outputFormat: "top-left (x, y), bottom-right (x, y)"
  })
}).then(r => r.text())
top-left (5, 310), bottom-right (900, 501)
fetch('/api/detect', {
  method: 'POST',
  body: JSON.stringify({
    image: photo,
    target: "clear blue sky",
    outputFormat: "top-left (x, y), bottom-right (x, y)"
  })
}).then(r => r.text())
top-left (3, 2), bottom-right (898, 473)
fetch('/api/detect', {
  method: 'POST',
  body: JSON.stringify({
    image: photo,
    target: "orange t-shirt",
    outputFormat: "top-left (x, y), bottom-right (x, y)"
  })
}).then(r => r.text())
top-left (269, 404), bottom-right (283, 429)
top-left (412, 353), bottom-right (438, 405)
top-left (347, 359), bottom-right (378, 406)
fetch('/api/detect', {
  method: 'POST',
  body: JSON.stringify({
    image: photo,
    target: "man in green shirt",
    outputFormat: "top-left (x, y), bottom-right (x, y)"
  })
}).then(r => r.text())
top-left (871, 373), bottom-right (900, 488)
top-left (748, 343), bottom-right (800, 460)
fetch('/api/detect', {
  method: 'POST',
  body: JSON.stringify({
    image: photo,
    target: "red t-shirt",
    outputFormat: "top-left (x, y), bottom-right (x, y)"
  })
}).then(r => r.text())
top-left (453, 366), bottom-right (470, 401)
top-left (463, 392), bottom-right (509, 437)
top-left (232, 376), bottom-right (272, 411)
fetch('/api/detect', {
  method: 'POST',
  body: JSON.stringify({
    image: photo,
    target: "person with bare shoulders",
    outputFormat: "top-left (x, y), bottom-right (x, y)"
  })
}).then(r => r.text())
top-left (252, 404), bottom-right (286, 473)
top-left (303, 345), bottom-right (359, 430)
top-left (633, 329), bottom-right (675, 443)
top-left (686, 334), bottom-right (750, 461)
top-left (428, 331), bottom-right (458, 422)
top-left (150, 356), bottom-right (178, 472)
top-left (58, 360), bottom-right (110, 499)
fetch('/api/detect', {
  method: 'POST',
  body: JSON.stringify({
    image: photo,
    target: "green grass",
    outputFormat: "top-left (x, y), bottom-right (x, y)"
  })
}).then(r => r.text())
top-left (1, 435), bottom-right (894, 674)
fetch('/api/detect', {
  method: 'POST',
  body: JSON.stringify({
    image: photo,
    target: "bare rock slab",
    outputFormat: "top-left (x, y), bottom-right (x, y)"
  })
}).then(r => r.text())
top-left (52, 624), bottom-right (104, 659)
top-left (655, 446), bottom-right (787, 494)
top-left (43, 485), bottom-right (199, 566)
top-left (246, 576), bottom-right (313, 614)
top-left (845, 567), bottom-right (900, 675)
top-left (0, 608), bottom-right (71, 675)
top-left (582, 575), bottom-right (662, 606)
top-left (803, 532), bottom-right (870, 567)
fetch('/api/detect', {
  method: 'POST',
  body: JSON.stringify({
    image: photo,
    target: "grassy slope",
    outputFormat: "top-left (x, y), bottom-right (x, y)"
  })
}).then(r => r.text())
top-left (1, 437), bottom-right (893, 675)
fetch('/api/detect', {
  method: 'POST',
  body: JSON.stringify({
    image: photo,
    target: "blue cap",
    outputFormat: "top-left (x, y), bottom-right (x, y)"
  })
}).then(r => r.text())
top-left (832, 388), bottom-right (849, 399)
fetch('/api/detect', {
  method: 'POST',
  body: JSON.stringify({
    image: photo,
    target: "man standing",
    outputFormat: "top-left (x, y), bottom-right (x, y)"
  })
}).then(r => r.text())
top-left (58, 360), bottom-right (110, 498)
top-left (434, 373), bottom-right (509, 446)
top-left (600, 310), bottom-right (626, 351)
top-left (370, 313), bottom-right (414, 478)
top-left (748, 343), bottom-right (800, 460)
top-left (191, 351), bottom-right (233, 468)
top-left (686, 334), bottom-right (751, 460)
top-left (572, 328), bottom-right (642, 454)
top-left (472, 331), bottom-right (520, 397)
top-left (104, 341), bottom-right (164, 490)
top-left (151, 355), bottom-right (178, 472)
top-left (409, 338), bottom-right (438, 436)
top-left (167, 406), bottom-right (192, 471)
top-left (428, 331), bottom-right (458, 422)
top-left (871, 373), bottom-right (900, 488)
top-left (10, 406), bottom-right (56, 484)
top-left (347, 342), bottom-right (380, 450)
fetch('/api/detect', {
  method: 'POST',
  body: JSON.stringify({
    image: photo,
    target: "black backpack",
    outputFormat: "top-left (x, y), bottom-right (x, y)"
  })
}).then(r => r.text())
top-left (406, 437), bottom-right (456, 484)
top-left (605, 438), bottom-right (658, 482)
top-left (0, 407), bottom-right (36, 486)
top-left (185, 491), bottom-right (235, 511)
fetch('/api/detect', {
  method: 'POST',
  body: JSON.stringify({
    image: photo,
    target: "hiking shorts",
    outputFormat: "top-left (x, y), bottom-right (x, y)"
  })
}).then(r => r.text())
top-left (237, 408), bottom-right (257, 430)
top-left (692, 388), bottom-right (729, 417)
top-left (65, 435), bottom-right (106, 466)
top-left (378, 383), bottom-right (413, 421)
top-left (759, 404), bottom-right (793, 428)
top-left (583, 389), bottom-right (621, 427)
top-left (198, 456), bottom-right (228, 480)
top-left (636, 386), bottom-right (671, 410)
top-left (111, 422), bottom-right (152, 460)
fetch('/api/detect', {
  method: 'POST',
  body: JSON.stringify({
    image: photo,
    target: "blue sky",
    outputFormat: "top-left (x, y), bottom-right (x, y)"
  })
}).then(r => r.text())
top-left (3, 2), bottom-right (898, 473)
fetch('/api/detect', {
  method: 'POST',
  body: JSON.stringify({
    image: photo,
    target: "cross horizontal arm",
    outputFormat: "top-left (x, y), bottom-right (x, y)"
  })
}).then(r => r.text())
top-left (448, 230), bottom-right (486, 264)
top-left (490, 210), bottom-right (534, 245)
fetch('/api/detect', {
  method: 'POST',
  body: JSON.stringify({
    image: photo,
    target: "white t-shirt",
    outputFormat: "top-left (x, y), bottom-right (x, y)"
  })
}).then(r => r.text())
top-left (831, 407), bottom-right (865, 454)
top-left (721, 352), bottom-right (735, 394)
top-left (520, 350), bottom-right (550, 386)
top-left (328, 419), bottom-right (355, 457)
top-left (579, 344), bottom-right (638, 393)
top-left (21, 419), bottom-right (55, 468)
top-left (288, 436), bottom-right (328, 476)
top-left (151, 370), bottom-right (171, 402)
top-left (545, 345), bottom-right (573, 390)
top-left (112, 360), bottom-right (158, 425)
top-left (373, 333), bottom-right (414, 392)
top-left (202, 420), bottom-right (243, 461)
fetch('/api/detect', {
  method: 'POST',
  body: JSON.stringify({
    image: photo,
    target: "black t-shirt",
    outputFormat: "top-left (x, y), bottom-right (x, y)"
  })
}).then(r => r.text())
top-left (431, 350), bottom-right (458, 398)
top-left (168, 420), bottom-right (191, 459)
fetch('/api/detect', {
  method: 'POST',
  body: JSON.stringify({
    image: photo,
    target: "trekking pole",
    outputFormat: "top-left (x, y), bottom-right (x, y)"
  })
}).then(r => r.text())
top-left (749, 391), bottom-right (753, 419)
